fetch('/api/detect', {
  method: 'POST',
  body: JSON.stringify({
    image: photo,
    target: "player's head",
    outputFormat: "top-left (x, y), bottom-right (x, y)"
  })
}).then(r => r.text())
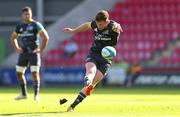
top-left (22, 6), bottom-right (33, 23)
top-left (95, 10), bottom-right (110, 30)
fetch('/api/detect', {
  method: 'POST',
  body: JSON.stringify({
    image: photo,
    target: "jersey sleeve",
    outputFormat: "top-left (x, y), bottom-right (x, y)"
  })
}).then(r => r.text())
top-left (111, 22), bottom-right (120, 35)
top-left (112, 29), bottom-right (120, 37)
top-left (90, 21), bottom-right (96, 29)
top-left (36, 22), bottom-right (45, 33)
top-left (13, 24), bottom-right (20, 35)
top-left (110, 22), bottom-right (120, 46)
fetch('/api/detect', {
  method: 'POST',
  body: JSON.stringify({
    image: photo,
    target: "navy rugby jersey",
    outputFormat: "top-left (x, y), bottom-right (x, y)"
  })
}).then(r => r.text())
top-left (90, 20), bottom-right (120, 55)
top-left (14, 20), bottom-right (44, 53)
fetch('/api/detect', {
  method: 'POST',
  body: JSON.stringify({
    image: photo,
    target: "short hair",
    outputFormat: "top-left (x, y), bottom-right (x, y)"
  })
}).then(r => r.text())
top-left (22, 6), bottom-right (32, 13)
top-left (95, 10), bottom-right (109, 22)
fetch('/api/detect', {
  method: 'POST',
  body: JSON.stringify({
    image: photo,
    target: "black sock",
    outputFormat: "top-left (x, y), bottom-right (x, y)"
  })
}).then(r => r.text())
top-left (71, 92), bottom-right (86, 109)
top-left (33, 80), bottom-right (40, 96)
top-left (19, 80), bottom-right (27, 96)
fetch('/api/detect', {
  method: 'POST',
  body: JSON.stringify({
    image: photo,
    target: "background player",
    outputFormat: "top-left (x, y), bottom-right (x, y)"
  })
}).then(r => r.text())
top-left (63, 10), bottom-right (123, 111)
top-left (11, 6), bottom-right (49, 101)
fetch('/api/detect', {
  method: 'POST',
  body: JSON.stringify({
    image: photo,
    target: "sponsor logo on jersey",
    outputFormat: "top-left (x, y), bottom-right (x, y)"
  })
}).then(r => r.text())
top-left (27, 25), bottom-right (33, 31)
top-left (19, 31), bottom-right (34, 37)
top-left (95, 34), bottom-right (111, 41)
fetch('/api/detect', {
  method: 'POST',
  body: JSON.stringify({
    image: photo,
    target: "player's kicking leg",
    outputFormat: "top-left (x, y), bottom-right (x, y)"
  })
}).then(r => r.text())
top-left (31, 66), bottom-right (40, 101)
top-left (14, 66), bottom-right (28, 100)
top-left (67, 62), bottom-right (104, 112)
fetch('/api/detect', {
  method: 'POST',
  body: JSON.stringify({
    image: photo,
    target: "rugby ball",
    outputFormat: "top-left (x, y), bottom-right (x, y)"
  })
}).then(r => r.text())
top-left (101, 46), bottom-right (116, 59)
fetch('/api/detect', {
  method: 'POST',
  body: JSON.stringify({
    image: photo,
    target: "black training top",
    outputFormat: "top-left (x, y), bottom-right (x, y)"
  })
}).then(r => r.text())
top-left (14, 20), bottom-right (44, 53)
top-left (90, 20), bottom-right (120, 55)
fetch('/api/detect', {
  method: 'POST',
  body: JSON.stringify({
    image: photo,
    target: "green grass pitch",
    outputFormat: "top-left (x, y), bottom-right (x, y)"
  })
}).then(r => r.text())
top-left (0, 86), bottom-right (180, 117)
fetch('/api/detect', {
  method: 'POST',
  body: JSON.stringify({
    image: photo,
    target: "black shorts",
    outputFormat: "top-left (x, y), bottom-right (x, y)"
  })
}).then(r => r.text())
top-left (86, 53), bottom-right (112, 75)
top-left (17, 53), bottom-right (41, 67)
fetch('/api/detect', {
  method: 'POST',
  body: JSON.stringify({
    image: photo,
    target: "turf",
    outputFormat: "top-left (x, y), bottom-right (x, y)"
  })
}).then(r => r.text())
top-left (0, 86), bottom-right (180, 117)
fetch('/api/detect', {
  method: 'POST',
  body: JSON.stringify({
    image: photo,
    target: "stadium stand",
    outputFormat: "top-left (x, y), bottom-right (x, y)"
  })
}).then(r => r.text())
top-left (159, 47), bottom-right (180, 66)
top-left (44, 0), bottom-right (180, 67)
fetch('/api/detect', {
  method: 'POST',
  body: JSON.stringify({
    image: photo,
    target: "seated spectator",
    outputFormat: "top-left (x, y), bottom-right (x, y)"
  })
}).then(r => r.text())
top-left (124, 61), bottom-right (142, 87)
top-left (63, 39), bottom-right (78, 58)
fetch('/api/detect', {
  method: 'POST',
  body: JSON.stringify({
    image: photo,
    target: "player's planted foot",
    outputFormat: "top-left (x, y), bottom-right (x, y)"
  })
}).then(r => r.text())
top-left (69, 92), bottom-right (86, 111)
top-left (34, 95), bottom-right (40, 102)
top-left (66, 106), bottom-right (74, 112)
top-left (15, 94), bottom-right (28, 100)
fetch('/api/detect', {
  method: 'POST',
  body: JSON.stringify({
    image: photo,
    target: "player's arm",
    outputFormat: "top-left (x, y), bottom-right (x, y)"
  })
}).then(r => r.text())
top-left (63, 22), bottom-right (91, 33)
top-left (111, 22), bottom-right (122, 46)
top-left (112, 22), bottom-right (123, 33)
top-left (11, 32), bottom-right (23, 54)
top-left (39, 29), bottom-right (49, 53)
top-left (35, 22), bottom-right (49, 53)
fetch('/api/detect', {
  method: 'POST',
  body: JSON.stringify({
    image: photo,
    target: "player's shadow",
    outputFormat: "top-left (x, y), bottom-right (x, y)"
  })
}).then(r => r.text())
top-left (0, 111), bottom-right (67, 116)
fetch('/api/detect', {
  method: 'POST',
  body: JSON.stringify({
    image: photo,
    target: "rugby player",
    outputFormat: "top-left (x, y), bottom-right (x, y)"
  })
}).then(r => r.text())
top-left (11, 6), bottom-right (49, 101)
top-left (63, 10), bottom-right (123, 111)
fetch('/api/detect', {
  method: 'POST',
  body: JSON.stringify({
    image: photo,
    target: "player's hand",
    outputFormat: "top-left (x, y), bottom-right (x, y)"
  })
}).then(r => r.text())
top-left (16, 48), bottom-right (23, 54)
top-left (112, 23), bottom-right (123, 33)
top-left (63, 28), bottom-right (74, 33)
top-left (33, 48), bottom-right (41, 54)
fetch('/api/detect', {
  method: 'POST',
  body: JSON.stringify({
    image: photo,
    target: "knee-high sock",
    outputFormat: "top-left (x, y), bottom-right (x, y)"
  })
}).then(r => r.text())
top-left (71, 92), bottom-right (87, 109)
top-left (33, 80), bottom-right (40, 96)
top-left (18, 79), bottom-right (27, 96)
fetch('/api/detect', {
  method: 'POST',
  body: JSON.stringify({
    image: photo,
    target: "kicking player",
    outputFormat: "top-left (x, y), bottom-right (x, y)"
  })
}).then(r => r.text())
top-left (63, 10), bottom-right (123, 111)
top-left (11, 6), bottom-right (49, 101)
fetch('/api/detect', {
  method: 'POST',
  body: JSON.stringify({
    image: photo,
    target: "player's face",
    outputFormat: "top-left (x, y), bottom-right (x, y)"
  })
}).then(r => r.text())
top-left (22, 11), bottom-right (32, 22)
top-left (96, 20), bottom-right (109, 30)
